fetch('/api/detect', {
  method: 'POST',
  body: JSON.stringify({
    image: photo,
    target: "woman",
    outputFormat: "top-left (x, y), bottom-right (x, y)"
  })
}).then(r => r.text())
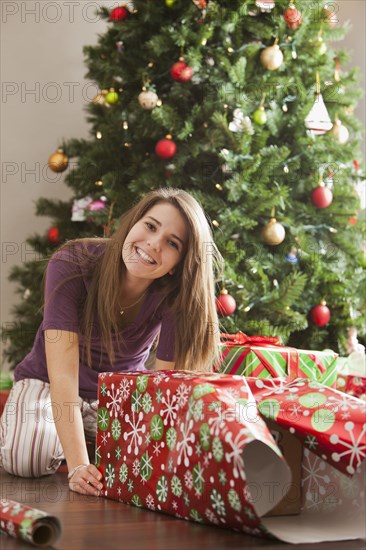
top-left (0, 188), bottom-right (223, 496)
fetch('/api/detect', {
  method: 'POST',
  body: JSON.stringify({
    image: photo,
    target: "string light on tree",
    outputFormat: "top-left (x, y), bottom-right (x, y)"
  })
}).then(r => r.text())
top-left (260, 39), bottom-right (284, 71)
top-left (155, 135), bottom-right (177, 159)
top-left (48, 148), bottom-right (69, 173)
top-left (309, 300), bottom-right (331, 327)
top-left (305, 73), bottom-right (333, 136)
top-left (216, 288), bottom-right (236, 317)
top-left (261, 210), bottom-right (286, 245)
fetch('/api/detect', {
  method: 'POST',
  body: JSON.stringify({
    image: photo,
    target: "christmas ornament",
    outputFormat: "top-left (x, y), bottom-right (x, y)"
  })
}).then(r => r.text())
top-left (105, 88), bottom-right (119, 105)
top-left (311, 182), bottom-right (333, 209)
top-left (253, 106), bottom-right (267, 125)
top-left (283, 3), bottom-right (302, 29)
top-left (71, 196), bottom-right (93, 222)
top-left (216, 289), bottom-right (236, 317)
top-left (255, 0), bottom-right (275, 12)
top-left (87, 198), bottom-right (107, 212)
top-left (305, 80), bottom-right (333, 136)
top-left (92, 89), bottom-right (108, 106)
top-left (260, 42), bottom-right (284, 71)
top-left (155, 136), bottom-right (177, 159)
top-left (285, 246), bottom-right (298, 264)
top-left (48, 148), bottom-right (69, 173)
top-left (323, 5), bottom-right (338, 27)
top-left (314, 36), bottom-right (327, 56)
top-left (309, 301), bottom-right (331, 327)
top-left (228, 109), bottom-right (254, 134)
top-left (138, 88), bottom-right (159, 110)
top-left (47, 227), bottom-right (59, 244)
top-left (165, 0), bottom-right (175, 6)
top-left (116, 41), bottom-right (125, 53)
top-left (170, 60), bottom-right (193, 82)
top-left (191, 0), bottom-right (207, 7)
top-left (346, 327), bottom-right (365, 355)
top-left (110, 6), bottom-right (128, 21)
top-left (331, 118), bottom-right (349, 144)
top-left (323, 170), bottom-right (334, 189)
top-left (261, 216), bottom-right (286, 245)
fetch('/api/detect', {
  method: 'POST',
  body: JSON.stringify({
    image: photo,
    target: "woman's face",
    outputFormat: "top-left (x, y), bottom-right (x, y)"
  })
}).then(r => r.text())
top-left (122, 202), bottom-right (188, 283)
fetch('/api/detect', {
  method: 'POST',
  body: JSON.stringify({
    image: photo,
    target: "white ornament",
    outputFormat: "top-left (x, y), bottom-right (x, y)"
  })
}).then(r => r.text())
top-left (138, 90), bottom-right (158, 110)
top-left (305, 93), bottom-right (333, 136)
top-left (255, 0), bottom-right (275, 12)
top-left (71, 195), bottom-right (93, 221)
top-left (332, 119), bottom-right (349, 144)
top-left (229, 109), bottom-right (254, 134)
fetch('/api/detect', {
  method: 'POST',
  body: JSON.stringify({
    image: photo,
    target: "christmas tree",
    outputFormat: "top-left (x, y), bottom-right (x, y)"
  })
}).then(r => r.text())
top-left (3, 0), bottom-right (365, 368)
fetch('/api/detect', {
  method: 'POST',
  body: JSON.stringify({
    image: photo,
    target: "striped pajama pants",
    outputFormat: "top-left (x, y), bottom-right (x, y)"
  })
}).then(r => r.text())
top-left (0, 378), bottom-right (98, 478)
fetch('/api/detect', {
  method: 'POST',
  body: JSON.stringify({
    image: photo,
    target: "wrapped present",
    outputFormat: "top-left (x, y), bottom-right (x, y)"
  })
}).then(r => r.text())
top-left (96, 371), bottom-right (366, 544)
top-left (217, 332), bottom-right (338, 388)
top-left (0, 498), bottom-right (62, 546)
top-left (336, 351), bottom-right (366, 401)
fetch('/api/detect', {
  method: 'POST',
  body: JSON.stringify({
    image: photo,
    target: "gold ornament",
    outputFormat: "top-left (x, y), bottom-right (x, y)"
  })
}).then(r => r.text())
top-left (48, 148), bottom-right (69, 173)
top-left (260, 44), bottom-right (284, 71)
top-left (261, 217), bottom-right (286, 245)
top-left (138, 89), bottom-right (159, 110)
top-left (331, 118), bottom-right (349, 144)
top-left (92, 89), bottom-right (108, 105)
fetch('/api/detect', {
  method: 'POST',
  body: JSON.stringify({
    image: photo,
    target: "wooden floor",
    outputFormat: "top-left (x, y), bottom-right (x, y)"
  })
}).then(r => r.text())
top-left (0, 468), bottom-right (365, 550)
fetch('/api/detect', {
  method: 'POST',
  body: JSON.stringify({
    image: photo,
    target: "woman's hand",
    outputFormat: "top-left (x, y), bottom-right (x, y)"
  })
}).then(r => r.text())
top-left (68, 464), bottom-right (103, 496)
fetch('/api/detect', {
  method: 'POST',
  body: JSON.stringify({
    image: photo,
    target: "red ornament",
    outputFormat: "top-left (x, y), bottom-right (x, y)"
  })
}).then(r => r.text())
top-left (349, 216), bottom-right (358, 225)
top-left (170, 61), bottom-right (193, 83)
top-left (47, 226), bottom-right (59, 244)
top-left (216, 290), bottom-right (236, 317)
top-left (309, 302), bottom-right (331, 327)
top-left (110, 6), bottom-right (128, 21)
top-left (155, 137), bottom-right (177, 159)
top-left (311, 185), bottom-right (333, 208)
top-left (353, 160), bottom-right (360, 171)
top-left (283, 3), bottom-right (302, 29)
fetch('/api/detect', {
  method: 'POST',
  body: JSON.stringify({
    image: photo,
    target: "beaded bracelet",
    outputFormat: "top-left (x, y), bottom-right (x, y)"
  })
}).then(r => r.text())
top-left (67, 464), bottom-right (89, 481)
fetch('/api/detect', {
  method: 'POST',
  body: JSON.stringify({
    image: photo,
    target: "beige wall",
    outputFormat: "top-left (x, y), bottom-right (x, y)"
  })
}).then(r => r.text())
top-left (1, 1), bottom-right (365, 367)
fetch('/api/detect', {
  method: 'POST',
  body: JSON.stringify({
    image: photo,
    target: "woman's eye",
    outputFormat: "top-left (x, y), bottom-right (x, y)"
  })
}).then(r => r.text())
top-left (145, 222), bottom-right (155, 230)
top-left (168, 240), bottom-right (178, 249)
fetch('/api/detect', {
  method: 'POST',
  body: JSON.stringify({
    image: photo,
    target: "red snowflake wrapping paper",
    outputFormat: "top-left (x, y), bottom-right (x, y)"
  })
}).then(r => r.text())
top-left (0, 498), bottom-right (62, 546)
top-left (96, 371), bottom-right (366, 544)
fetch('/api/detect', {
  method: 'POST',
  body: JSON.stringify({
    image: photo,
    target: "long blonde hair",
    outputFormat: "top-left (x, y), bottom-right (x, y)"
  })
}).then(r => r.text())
top-left (54, 188), bottom-right (224, 371)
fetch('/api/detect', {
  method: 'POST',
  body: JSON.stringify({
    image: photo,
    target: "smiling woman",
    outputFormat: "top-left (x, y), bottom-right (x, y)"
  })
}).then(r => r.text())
top-left (1, 188), bottom-right (224, 497)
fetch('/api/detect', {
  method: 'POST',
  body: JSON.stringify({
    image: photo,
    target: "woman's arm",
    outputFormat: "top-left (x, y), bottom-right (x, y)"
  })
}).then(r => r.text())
top-left (45, 329), bottom-right (103, 496)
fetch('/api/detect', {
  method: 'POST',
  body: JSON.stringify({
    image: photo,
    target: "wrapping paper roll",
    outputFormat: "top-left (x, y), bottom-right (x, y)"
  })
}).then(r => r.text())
top-left (0, 498), bottom-right (62, 547)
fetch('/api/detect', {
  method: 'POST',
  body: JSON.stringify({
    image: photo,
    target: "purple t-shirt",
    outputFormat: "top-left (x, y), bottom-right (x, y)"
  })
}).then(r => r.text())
top-left (14, 242), bottom-right (175, 399)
